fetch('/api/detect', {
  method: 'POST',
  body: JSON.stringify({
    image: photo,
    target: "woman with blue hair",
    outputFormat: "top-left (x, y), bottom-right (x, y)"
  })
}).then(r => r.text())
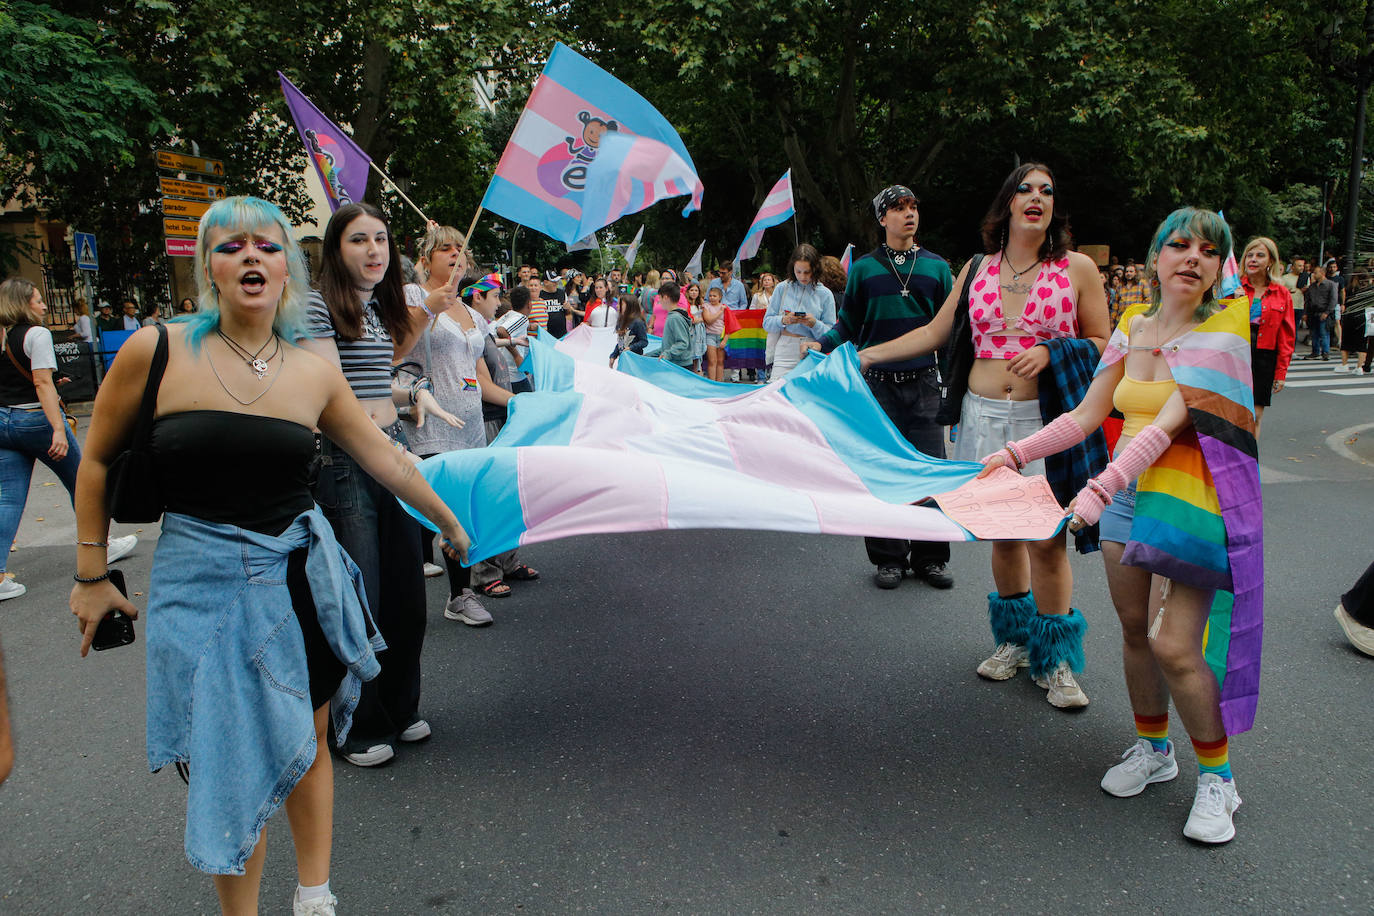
top-left (981, 208), bottom-right (1264, 844)
top-left (68, 196), bottom-right (470, 914)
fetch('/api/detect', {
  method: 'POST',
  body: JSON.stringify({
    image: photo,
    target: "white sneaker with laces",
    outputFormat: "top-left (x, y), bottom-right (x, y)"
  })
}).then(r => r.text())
top-left (1033, 661), bottom-right (1090, 708)
top-left (0, 578), bottom-right (26, 601)
top-left (422, 562), bottom-right (444, 578)
top-left (341, 743), bottom-right (395, 767)
top-left (293, 889), bottom-right (337, 916)
top-left (445, 588), bottom-right (492, 626)
top-left (399, 718), bottom-right (431, 742)
top-left (1101, 738), bottom-right (1178, 797)
top-left (1183, 773), bottom-right (1241, 843)
top-left (107, 535), bottom-right (137, 564)
top-left (976, 642), bottom-right (1028, 680)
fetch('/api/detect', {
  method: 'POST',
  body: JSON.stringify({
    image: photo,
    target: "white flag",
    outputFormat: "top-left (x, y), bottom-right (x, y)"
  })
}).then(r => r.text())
top-left (623, 225), bottom-right (645, 272)
top-left (684, 240), bottom-right (704, 279)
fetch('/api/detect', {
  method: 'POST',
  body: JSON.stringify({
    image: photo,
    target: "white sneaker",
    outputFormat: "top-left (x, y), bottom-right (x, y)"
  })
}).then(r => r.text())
top-left (1101, 738), bottom-right (1178, 797)
top-left (422, 562), bottom-right (444, 578)
top-left (976, 642), bottom-right (1028, 680)
top-left (1033, 662), bottom-right (1090, 708)
top-left (1183, 773), bottom-right (1241, 844)
top-left (1335, 364), bottom-right (1349, 373)
top-left (444, 588), bottom-right (492, 626)
top-left (341, 743), bottom-right (395, 767)
top-left (293, 888), bottom-right (337, 916)
top-left (107, 535), bottom-right (137, 564)
top-left (0, 578), bottom-right (26, 601)
top-left (398, 718), bottom-right (431, 743)
top-left (1335, 603), bottom-right (1374, 656)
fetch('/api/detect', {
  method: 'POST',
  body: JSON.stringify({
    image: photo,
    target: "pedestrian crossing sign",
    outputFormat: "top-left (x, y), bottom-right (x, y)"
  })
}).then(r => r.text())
top-left (74, 232), bottom-right (99, 271)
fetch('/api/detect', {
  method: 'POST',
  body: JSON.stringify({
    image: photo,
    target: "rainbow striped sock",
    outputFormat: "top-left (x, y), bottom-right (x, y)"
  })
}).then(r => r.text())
top-left (1135, 712), bottom-right (1169, 753)
top-left (1191, 736), bottom-right (1233, 780)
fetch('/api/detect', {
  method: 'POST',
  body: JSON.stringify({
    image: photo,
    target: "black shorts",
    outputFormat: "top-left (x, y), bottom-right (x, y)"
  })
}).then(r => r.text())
top-left (287, 549), bottom-right (348, 710)
top-left (1250, 330), bottom-right (1278, 407)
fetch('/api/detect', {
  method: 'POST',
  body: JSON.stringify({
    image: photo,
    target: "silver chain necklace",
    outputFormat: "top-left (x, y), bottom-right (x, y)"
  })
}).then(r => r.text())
top-left (207, 343), bottom-right (285, 406)
top-left (884, 249), bottom-right (918, 297)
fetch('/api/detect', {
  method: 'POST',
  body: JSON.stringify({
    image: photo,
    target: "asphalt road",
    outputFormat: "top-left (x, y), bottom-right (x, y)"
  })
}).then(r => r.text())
top-left (0, 360), bottom-right (1371, 914)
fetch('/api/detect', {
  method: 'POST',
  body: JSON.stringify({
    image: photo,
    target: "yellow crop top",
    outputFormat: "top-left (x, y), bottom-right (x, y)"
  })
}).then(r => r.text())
top-left (1113, 375), bottom-right (1177, 438)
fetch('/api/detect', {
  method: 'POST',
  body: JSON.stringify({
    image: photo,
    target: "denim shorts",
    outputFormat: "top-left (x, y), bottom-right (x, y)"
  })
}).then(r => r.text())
top-left (1099, 481), bottom-right (1137, 544)
top-left (706, 332), bottom-right (722, 348)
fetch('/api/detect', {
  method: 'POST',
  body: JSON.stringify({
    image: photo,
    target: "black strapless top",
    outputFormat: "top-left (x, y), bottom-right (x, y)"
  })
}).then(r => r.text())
top-left (149, 410), bottom-right (317, 535)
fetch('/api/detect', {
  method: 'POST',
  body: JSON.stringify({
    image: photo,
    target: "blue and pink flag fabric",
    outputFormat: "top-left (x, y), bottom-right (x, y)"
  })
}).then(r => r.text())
top-left (401, 331), bottom-right (1070, 570)
top-left (482, 42), bottom-right (701, 245)
top-left (575, 134), bottom-right (702, 241)
top-left (278, 72), bottom-right (371, 211)
top-left (735, 170), bottom-right (794, 263)
top-left (839, 243), bottom-right (855, 273)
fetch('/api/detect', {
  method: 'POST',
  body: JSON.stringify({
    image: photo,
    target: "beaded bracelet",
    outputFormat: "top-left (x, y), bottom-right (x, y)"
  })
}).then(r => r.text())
top-left (73, 571), bottom-right (112, 584)
top-left (1003, 443), bottom-right (1025, 471)
top-left (1085, 478), bottom-right (1114, 505)
top-left (76, 540), bottom-right (108, 548)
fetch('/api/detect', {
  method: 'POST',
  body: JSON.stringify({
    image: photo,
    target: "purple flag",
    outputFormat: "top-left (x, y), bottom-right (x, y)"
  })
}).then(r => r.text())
top-left (278, 72), bottom-right (371, 211)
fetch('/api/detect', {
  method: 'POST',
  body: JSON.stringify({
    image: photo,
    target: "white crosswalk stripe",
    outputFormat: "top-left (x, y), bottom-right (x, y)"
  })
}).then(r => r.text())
top-left (1281, 360), bottom-right (1374, 396)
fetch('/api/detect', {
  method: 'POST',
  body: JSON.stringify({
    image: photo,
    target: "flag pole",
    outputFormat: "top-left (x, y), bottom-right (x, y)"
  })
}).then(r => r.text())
top-left (462, 206), bottom-right (484, 253)
top-left (368, 160), bottom-right (431, 224)
top-left (793, 212), bottom-right (799, 247)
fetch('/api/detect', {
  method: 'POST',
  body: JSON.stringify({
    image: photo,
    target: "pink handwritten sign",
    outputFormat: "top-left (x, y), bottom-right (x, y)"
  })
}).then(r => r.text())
top-left (930, 467), bottom-right (1068, 540)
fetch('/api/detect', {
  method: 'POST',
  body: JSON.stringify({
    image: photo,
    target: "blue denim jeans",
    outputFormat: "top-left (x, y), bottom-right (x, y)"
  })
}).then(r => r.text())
top-left (1310, 316), bottom-right (1331, 357)
top-left (0, 406), bottom-right (80, 573)
top-left (313, 430), bottom-right (426, 749)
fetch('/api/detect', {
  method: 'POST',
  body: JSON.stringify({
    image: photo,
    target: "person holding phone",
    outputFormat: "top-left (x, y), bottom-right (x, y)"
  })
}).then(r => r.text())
top-left (762, 244), bottom-right (835, 377)
top-left (69, 196), bottom-right (469, 914)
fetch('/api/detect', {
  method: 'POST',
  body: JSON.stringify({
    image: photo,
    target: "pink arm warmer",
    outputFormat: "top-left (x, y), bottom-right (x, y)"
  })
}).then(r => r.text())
top-left (981, 413), bottom-right (1087, 467)
top-left (1071, 424), bottom-right (1173, 525)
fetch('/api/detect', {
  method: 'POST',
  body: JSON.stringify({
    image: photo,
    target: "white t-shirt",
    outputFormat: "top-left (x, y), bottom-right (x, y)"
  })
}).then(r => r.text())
top-left (74, 314), bottom-right (94, 343)
top-left (494, 311), bottom-right (530, 381)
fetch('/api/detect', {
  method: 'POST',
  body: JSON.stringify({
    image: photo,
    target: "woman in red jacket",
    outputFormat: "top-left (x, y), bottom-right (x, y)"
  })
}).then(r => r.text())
top-left (1240, 237), bottom-right (1294, 435)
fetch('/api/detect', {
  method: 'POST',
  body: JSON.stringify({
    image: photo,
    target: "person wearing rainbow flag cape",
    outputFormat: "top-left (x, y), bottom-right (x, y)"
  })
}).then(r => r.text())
top-left (980, 208), bottom-right (1263, 844)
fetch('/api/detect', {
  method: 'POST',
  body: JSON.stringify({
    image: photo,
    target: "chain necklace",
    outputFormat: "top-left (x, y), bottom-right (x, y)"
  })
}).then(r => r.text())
top-left (881, 241), bottom-right (919, 266)
top-left (207, 343), bottom-right (284, 406)
top-left (217, 329), bottom-right (278, 379)
top-left (884, 246), bottom-right (919, 298)
top-left (1127, 314), bottom-right (1195, 356)
top-left (999, 250), bottom-right (1040, 296)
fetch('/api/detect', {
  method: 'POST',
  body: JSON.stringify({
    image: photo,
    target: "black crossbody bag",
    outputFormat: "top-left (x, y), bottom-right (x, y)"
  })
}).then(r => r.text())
top-left (935, 254), bottom-right (984, 426)
top-left (107, 324), bottom-right (169, 522)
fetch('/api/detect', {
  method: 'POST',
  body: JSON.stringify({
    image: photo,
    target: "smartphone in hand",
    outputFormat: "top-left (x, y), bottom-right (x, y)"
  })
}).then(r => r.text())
top-left (91, 569), bottom-right (135, 652)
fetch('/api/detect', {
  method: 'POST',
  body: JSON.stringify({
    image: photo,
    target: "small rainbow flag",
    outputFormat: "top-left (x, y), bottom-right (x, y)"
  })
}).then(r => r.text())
top-left (461, 377), bottom-right (480, 392)
top-left (722, 308), bottom-right (767, 370)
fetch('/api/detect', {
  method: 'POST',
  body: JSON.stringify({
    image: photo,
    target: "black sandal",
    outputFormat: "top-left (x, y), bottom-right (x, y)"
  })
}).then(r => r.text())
top-left (506, 564), bottom-right (540, 581)
top-left (478, 579), bottom-right (512, 598)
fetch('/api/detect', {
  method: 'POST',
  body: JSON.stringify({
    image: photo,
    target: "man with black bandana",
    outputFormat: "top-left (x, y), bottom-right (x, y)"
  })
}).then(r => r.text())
top-left (803, 185), bottom-right (955, 591)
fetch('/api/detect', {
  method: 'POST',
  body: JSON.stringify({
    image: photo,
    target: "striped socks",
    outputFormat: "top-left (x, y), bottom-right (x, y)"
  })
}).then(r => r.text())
top-left (1134, 712), bottom-right (1170, 754)
top-left (1191, 736), bottom-right (1233, 781)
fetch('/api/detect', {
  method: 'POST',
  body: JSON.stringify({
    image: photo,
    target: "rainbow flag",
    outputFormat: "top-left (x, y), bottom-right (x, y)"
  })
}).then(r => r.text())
top-left (1097, 299), bottom-right (1262, 735)
top-left (278, 72), bottom-right (371, 211)
top-left (735, 170), bottom-right (794, 263)
top-left (480, 42), bottom-right (700, 245)
top-left (722, 307), bottom-right (767, 370)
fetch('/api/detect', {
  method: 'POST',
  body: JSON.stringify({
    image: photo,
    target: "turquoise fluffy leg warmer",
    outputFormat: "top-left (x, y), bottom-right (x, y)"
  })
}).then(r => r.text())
top-left (1025, 608), bottom-right (1087, 679)
top-left (987, 591), bottom-right (1036, 646)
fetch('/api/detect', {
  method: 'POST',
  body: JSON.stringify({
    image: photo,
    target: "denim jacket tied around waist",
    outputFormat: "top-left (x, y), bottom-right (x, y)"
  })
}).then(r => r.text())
top-left (144, 508), bottom-right (385, 875)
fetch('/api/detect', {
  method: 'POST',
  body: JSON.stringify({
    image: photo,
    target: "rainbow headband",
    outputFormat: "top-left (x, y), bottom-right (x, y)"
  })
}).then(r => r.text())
top-left (462, 272), bottom-right (504, 297)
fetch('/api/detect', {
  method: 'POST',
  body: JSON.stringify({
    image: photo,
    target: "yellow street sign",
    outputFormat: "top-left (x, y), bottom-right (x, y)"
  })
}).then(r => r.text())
top-left (159, 177), bottom-right (227, 201)
top-left (155, 150), bottom-right (225, 177)
top-left (163, 198), bottom-right (211, 219)
top-left (163, 218), bottom-right (200, 239)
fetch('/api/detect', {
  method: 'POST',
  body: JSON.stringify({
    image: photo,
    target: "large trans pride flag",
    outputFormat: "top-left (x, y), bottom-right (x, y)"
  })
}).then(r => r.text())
top-left (404, 336), bottom-right (1069, 573)
top-left (481, 43), bottom-right (701, 245)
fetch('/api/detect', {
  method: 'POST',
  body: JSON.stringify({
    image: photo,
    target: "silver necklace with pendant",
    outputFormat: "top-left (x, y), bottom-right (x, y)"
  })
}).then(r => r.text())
top-left (884, 247), bottom-right (918, 297)
top-left (217, 329), bottom-right (279, 380)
